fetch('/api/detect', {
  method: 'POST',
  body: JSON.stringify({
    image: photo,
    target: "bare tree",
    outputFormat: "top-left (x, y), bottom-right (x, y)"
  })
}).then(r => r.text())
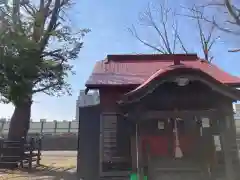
top-left (221, 0), bottom-right (240, 52)
top-left (193, 0), bottom-right (240, 52)
top-left (182, 6), bottom-right (220, 62)
top-left (129, 2), bottom-right (188, 54)
top-left (130, 1), bottom-right (218, 62)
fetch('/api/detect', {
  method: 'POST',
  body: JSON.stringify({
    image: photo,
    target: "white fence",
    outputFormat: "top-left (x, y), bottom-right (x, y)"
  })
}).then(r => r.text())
top-left (0, 121), bottom-right (79, 135)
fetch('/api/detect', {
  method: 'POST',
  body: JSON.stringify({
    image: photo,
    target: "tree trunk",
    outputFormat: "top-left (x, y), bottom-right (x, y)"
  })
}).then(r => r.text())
top-left (1, 99), bottom-right (32, 168)
top-left (8, 99), bottom-right (32, 141)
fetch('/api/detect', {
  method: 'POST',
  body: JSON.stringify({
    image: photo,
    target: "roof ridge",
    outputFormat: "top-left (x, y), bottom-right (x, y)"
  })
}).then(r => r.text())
top-left (107, 54), bottom-right (198, 62)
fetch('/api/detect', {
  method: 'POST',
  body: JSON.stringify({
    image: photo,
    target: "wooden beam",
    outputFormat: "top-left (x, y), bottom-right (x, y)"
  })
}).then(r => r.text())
top-left (126, 109), bottom-right (232, 121)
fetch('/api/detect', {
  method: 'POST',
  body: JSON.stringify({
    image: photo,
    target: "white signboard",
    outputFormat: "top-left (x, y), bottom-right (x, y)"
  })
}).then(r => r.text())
top-left (158, 121), bottom-right (164, 130)
top-left (202, 117), bottom-right (210, 128)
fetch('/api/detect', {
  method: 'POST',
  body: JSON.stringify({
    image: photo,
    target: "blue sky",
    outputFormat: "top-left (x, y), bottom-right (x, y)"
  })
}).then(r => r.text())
top-left (0, 0), bottom-right (239, 121)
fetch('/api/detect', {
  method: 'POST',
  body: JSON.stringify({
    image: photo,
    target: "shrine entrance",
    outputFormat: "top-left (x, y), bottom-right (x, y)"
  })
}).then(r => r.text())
top-left (119, 68), bottom-right (240, 180)
top-left (137, 116), bottom-right (202, 162)
top-left (132, 113), bottom-right (218, 180)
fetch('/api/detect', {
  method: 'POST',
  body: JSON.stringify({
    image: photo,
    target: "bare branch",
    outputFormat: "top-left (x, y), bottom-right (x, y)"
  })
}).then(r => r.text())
top-left (172, 23), bottom-right (178, 53)
top-left (159, 5), bottom-right (172, 53)
top-left (228, 48), bottom-right (240, 52)
top-left (12, 0), bottom-right (20, 25)
top-left (191, 0), bottom-right (240, 53)
top-left (39, 0), bottom-right (61, 51)
top-left (143, 4), bottom-right (171, 53)
top-left (180, 6), bottom-right (219, 62)
top-left (225, 0), bottom-right (240, 26)
top-left (32, 81), bottom-right (59, 93)
top-left (194, 1), bottom-right (240, 35)
top-left (41, 49), bottom-right (62, 58)
top-left (129, 26), bottom-right (166, 53)
top-left (176, 32), bottom-right (188, 54)
top-left (21, 3), bottom-right (37, 17)
top-left (130, 1), bottom-right (189, 54)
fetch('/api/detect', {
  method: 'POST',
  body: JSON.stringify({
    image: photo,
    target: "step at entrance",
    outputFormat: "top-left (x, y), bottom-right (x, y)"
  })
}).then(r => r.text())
top-left (148, 158), bottom-right (208, 180)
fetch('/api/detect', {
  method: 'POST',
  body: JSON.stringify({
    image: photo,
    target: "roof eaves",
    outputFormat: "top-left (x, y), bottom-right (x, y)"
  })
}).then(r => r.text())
top-left (85, 83), bottom-right (139, 89)
top-left (226, 82), bottom-right (240, 88)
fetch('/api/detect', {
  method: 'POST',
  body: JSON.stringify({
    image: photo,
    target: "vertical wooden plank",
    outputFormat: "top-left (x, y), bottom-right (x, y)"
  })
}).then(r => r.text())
top-left (220, 116), bottom-right (236, 180)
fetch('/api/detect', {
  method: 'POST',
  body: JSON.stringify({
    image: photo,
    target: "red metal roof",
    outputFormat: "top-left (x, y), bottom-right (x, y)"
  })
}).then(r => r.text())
top-left (86, 54), bottom-right (240, 88)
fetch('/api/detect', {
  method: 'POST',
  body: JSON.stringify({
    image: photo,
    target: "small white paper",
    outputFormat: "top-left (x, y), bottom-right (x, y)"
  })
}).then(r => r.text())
top-left (158, 121), bottom-right (164, 130)
top-left (202, 117), bottom-right (210, 128)
top-left (213, 135), bottom-right (221, 151)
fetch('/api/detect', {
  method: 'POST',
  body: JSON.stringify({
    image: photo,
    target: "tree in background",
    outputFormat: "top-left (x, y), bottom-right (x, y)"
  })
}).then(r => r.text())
top-left (129, 2), bottom-right (188, 54)
top-left (215, 0), bottom-right (240, 52)
top-left (193, 0), bottom-right (240, 52)
top-left (130, 1), bottom-right (219, 62)
top-left (0, 0), bottom-right (89, 140)
top-left (182, 5), bottom-right (220, 62)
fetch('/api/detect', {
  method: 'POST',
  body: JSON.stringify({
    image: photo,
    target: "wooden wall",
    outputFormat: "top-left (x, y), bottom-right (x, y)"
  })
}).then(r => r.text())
top-left (99, 86), bottom-right (134, 112)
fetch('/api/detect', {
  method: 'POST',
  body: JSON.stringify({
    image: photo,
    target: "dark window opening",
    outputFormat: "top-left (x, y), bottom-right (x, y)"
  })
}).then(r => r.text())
top-left (101, 113), bottom-right (133, 172)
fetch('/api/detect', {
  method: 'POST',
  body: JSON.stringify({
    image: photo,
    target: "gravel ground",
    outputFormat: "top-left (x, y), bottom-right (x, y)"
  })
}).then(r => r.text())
top-left (0, 151), bottom-right (78, 180)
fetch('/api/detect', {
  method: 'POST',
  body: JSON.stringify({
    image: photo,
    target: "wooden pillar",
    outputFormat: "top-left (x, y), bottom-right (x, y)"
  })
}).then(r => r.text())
top-left (226, 112), bottom-right (240, 179)
top-left (77, 105), bottom-right (100, 180)
top-left (131, 135), bottom-right (137, 172)
top-left (128, 106), bottom-right (145, 180)
top-left (135, 123), bottom-right (142, 180)
top-left (200, 116), bottom-right (215, 177)
top-left (220, 116), bottom-right (236, 180)
top-left (130, 124), bottom-right (141, 174)
top-left (228, 112), bottom-right (239, 163)
top-left (224, 103), bottom-right (240, 164)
